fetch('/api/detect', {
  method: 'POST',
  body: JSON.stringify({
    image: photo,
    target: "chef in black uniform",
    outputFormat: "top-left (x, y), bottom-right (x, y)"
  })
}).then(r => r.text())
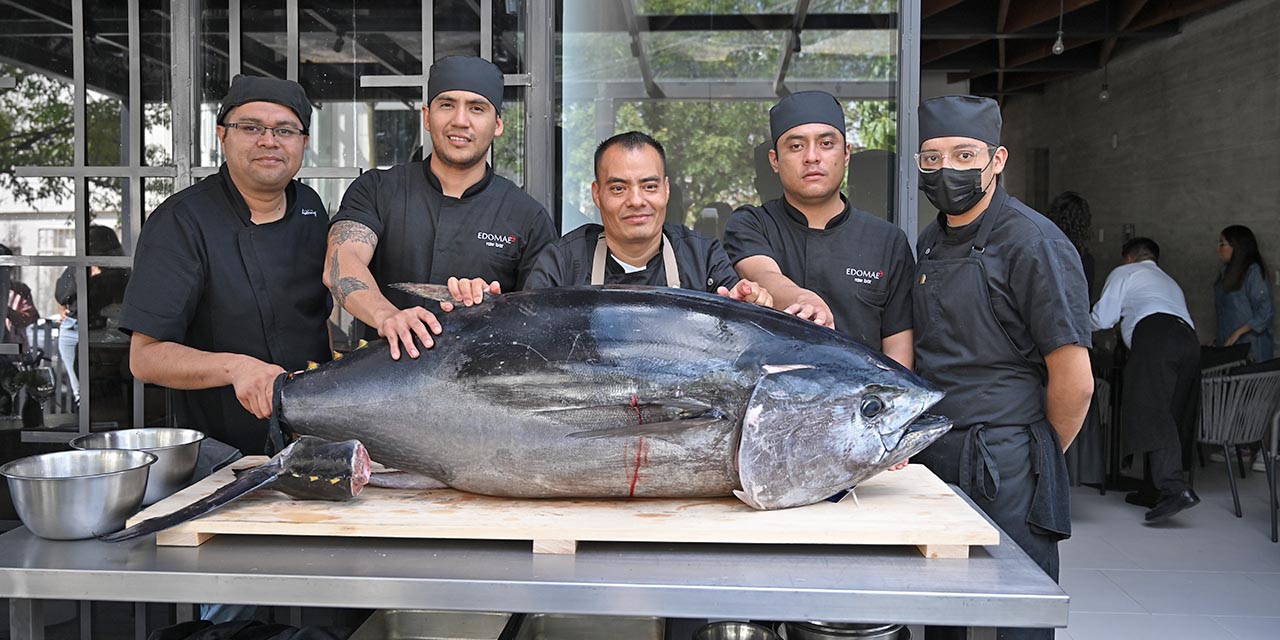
top-left (326, 55), bottom-right (556, 359)
top-left (525, 131), bottom-right (769, 306)
top-left (723, 91), bottom-right (915, 367)
top-left (121, 75), bottom-right (331, 457)
top-left (910, 96), bottom-right (1094, 640)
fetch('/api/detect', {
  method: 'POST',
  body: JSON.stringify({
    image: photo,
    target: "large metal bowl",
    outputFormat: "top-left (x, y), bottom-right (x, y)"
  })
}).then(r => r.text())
top-left (0, 449), bottom-right (156, 540)
top-left (70, 428), bottom-right (205, 506)
top-left (694, 622), bottom-right (779, 640)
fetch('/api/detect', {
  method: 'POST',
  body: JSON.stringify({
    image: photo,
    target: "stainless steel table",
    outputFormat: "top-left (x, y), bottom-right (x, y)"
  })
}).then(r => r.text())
top-left (0, 493), bottom-right (1068, 639)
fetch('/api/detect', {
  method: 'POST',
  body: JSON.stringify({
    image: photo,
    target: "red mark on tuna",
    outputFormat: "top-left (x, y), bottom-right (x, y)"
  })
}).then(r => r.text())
top-left (629, 394), bottom-right (643, 424)
top-left (628, 437), bottom-right (648, 497)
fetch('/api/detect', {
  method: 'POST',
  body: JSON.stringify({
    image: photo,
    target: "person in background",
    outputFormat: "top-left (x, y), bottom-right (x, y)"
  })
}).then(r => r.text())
top-left (1089, 237), bottom-right (1200, 521)
top-left (54, 225), bottom-right (131, 406)
top-left (0, 245), bottom-right (37, 355)
top-left (1214, 225), bottom-right (1273, 363)
top-left (1045, 191), bottom-right (1095, 301)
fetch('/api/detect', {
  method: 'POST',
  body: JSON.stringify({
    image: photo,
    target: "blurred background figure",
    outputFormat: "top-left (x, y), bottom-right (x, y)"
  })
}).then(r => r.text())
top-left (53, 225), bottom-right (131, 408)
top-left (1046, 191), bottom-right (1096, 300)
top-left (1214, 224), bottom-right (1273, 363)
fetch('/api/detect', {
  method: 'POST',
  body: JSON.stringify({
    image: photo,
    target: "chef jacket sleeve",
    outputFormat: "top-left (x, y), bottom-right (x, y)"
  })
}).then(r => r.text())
top-left (331, 170), bottom-right (386, 238)
top-left (515, 208), bottom-right (558, 291)
top-left (722, 207), bottom-right (777, 266)
top-left (880, 232), bottom-right (915, 337)
top-left (118, 206), bottom-right (205, 342)
top-left (1012, 236), bottom-right (1095, 354)
top-left (705, 239), bottom-right (742, 293)
top-left (523, 242), bottom-right (566, 290)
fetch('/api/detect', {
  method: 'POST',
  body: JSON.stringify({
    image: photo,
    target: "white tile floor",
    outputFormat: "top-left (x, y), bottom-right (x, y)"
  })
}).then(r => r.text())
top-left (1056, 461), bottom-right (1280, 640)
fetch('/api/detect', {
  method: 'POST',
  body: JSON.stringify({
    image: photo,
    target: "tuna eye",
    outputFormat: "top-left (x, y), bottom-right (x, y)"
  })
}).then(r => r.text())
top-left (860, 396), bottom-right (885, 418)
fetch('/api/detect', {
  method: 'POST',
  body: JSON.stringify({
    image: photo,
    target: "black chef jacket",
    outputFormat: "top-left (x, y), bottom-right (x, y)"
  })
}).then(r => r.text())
top-left (914, 186), bottom-right (1093, 428)
top-left (525, 223), bottom-right (740, 291)
top-left (723, 195), bottom-right (914, 349)
top-left (119, 165), bottom-right (332, 455)
top-left (331, 157), bottom-right (556, 337)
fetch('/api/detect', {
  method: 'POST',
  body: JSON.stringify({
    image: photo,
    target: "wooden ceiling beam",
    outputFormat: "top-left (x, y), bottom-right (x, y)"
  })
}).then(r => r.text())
top-left (1004, 0), bottom-right (1100, 34)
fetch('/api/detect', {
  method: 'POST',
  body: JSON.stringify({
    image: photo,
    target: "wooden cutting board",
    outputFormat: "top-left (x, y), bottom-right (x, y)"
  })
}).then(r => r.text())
top-left (130, 459), bottom-right (998, 558)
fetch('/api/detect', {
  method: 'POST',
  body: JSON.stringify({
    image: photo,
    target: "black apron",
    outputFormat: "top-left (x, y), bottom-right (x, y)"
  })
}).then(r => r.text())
top-left (912, 193), bottom-right (1071, 591)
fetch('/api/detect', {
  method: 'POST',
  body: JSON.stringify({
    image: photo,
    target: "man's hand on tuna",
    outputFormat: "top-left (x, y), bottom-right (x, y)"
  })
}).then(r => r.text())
top-left (229, 356), bottom-right (287, 419)
top-left (717, 279), bottom-right (773, 308)
top-left (374, 306), bottom-right (442, 360)
top-left (783, 291), bottom-right (836, 329)
top-left (445, 277), bottom-right (501, 308)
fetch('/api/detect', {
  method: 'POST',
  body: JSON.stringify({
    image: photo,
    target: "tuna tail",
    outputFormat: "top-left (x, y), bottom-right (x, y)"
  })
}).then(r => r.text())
top-left (98, 455), bottom-right (288, 542)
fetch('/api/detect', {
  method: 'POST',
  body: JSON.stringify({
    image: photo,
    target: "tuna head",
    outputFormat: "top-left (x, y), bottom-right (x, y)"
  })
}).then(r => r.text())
top-left (733, 356), bottom-right (949, 510)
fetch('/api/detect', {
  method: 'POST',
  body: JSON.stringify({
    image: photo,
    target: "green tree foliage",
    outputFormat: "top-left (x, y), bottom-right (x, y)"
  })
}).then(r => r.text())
top-left (0, 64), bottom-right (172, 213)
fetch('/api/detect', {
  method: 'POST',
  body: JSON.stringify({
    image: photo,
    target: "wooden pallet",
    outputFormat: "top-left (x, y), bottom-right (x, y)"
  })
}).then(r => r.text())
top-left (130, 459), bottom-right (998, 558)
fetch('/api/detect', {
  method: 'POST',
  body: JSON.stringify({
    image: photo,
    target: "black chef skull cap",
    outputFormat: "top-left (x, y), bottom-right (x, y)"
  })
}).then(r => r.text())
top-left (769, 91), bottom-right (846, 146)
top-left (217, 75), bottom-right (312, 133)
top-left (918, 95), bottom-right (1002, 147)
top-left (427, 55), bottom-right (505, 115)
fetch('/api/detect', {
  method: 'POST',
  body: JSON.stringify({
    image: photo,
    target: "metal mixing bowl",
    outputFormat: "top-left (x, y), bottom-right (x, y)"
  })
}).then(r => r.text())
top-left (694, 621), bottom-right (780, 640)
top-left (70, 428), bottom-right (205, 506)
top-left (0, 449), bottom-right (156, 540)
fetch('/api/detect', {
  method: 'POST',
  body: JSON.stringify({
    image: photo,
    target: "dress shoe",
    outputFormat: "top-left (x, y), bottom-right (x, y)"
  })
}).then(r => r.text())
top-left (1124, 491), bottom-right (1159, 508)
top-left (1144, 489), bottom-right (1200, 523)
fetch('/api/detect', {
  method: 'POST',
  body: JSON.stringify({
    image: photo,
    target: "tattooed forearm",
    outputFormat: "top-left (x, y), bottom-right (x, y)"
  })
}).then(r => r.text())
top-left (328, 220), bottom-right (378, 247)
top-left (328, 251), bottom-right (370, 306)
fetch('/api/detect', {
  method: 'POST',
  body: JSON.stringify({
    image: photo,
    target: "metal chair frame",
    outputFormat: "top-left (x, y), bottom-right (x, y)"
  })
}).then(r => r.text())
top-left (1198, 368), bottom-right (1280, 542)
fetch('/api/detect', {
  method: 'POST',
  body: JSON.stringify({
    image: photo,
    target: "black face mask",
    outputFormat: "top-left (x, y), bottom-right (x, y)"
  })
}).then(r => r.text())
top-left (919, 164), bottom-right (991, 216)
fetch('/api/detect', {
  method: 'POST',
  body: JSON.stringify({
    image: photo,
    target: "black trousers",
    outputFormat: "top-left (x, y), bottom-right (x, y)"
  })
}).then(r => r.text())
top-left (1122, 314), bottom-right (1201, 496)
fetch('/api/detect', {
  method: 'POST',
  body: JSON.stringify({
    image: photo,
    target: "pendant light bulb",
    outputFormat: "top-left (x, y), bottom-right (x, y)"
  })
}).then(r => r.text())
top-left (1052, 31), bottom-right (1065, 55)
top-left (1098, 84), bottom-right (1110, 103)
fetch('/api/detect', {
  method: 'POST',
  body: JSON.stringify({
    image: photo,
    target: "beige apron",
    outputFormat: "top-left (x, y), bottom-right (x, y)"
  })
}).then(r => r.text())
top-left (590, 232), bottom-right (680, 287)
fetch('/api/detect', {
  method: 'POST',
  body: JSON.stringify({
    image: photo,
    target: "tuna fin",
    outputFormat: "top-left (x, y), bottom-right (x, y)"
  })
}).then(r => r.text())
top-left (98, 458), bottom-right (287, 542)
top-left (391, 282), bottom-right (486, 304)
top-left (357, 339), bottom-right (369, 349)
top-left (566, 417), bottom-right (730, 439)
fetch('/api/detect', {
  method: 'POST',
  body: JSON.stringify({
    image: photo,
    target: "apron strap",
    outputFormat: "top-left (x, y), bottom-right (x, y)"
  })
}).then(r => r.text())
top-left (590, 232), bottom-right (609, 285)
top-left (969, 189), bottom-right (1007, 255)
top-left (959, 424), bottom-right (1002, 501)
top-left (590, 232), bottom-right (681, 288)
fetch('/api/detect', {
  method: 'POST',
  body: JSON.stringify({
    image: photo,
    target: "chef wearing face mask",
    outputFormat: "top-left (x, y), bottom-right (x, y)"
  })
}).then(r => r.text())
top-left (909, 96), bottom-right (1094, 640)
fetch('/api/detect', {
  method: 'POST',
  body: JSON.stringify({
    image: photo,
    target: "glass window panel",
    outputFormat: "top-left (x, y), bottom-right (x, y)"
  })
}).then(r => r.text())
top-left (0, 63), bottom-right (77, 189)
top-left (1, 266), bottom-right (69, 427)
top-left (809, 0), bottom-right (896, 11)
top-left (143, 0), bottom-right (174, 167)
top-left (84, 265), bottom-right (132, 427)
top-left (493, 0), bottom-right (525, 75)
top-left (560, 0), bottom-right (902, 230)
top-left (634, 1), bottom-right (799, 15)
top-left (643, 30), bottom-right (785, 81)
top-left (84, 0), bottom-right (128, 167)
top-left (197, 0), bottom-right (231, 167)
top-left (144, 178), bottom-right (174, 217)
top-left (493, 88), bottom-right (524, 187)
top-left (434, 0), bottom-right (481, 60)
top-left (85, 177), bottom-right (132, 257)
top-left (789, 29), bottom-right (897, 81)
top-left (0, 178), bottom-right (76, 257)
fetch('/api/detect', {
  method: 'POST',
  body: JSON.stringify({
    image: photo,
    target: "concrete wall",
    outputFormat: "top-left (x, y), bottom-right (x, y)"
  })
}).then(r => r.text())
top-left (997, 0), bottom-right (1280, 351)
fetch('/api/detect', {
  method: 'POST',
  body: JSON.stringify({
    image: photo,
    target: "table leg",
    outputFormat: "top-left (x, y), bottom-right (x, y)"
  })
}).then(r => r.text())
top-left (10, 598), bottom-right (45, 640)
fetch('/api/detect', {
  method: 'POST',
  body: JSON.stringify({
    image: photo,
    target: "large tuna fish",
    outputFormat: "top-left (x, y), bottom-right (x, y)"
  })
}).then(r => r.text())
top-left (277, 286), bottom-right (950, 510)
